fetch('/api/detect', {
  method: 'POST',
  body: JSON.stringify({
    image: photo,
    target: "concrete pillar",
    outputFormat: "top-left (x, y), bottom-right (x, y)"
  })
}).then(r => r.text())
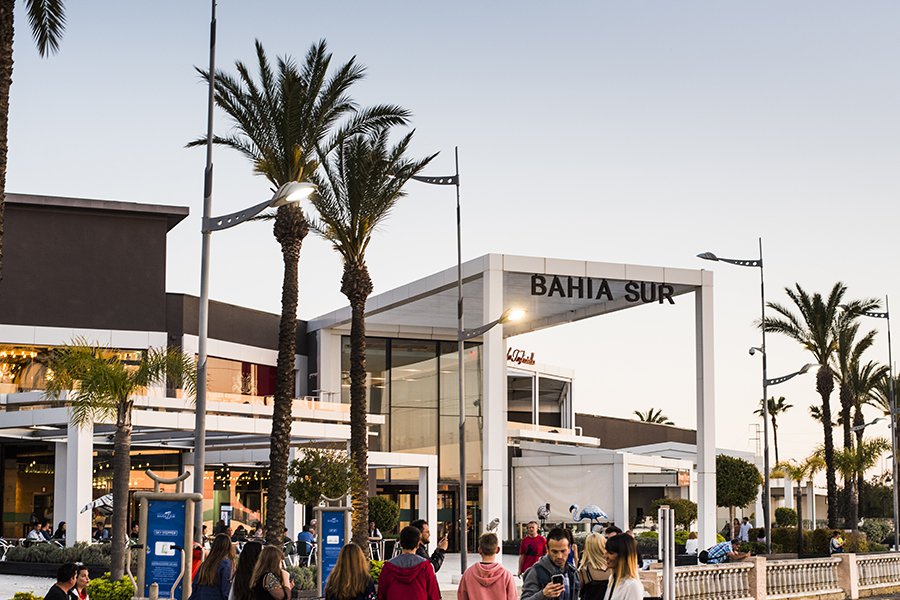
top-left (182, 453), bottom-right (195, 495)
top-left (65, 420), bottom-right (93, 546)
top-left (837, 553), bottom-right (859, 600)
top-left (285, 447), bottom-right (305, 538)
top-left (807, 481), bottom-right (816, 527)
top-left (417, 456), bottom-right (438, 555)
top-left (695, 275), bottom-right (716, 549)
top-left (53, 442), bottom-right (67, 529)
top-left (747, 556), bottom-right (767, 600)
top-left (754, 486), bottom-right (764, 528)
top-left (481, 264), bottom-right (507, 540)
top-left (613, 453), bottom-right (629, 530)
top-left (784, 478), bottom-right (794, 510)
top-left (316, 331), bottom-right (343, 403)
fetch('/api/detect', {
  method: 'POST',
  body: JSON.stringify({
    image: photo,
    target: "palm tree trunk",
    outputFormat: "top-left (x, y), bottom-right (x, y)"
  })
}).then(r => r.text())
top-left (840, 381), bottom-right (854, 527)
top-left (817, 365), bottom-right (839, 528)
top-left (772, 417), bottom-right (780, 465)
top-left (111, 400), bottom-right (133, 581)
top-left (0, 0), bottom-right (13, 284)
top-left (342, 261), bottom-right (373, 553)
top-left (854, 407), bottom-right (865, 522)
top-left (266, 206), bottom-right (307, 545)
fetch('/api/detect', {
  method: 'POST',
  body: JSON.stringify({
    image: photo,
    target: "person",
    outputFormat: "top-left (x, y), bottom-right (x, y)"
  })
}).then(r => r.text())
top-left (26, 522), bottom-right (43, 542)
top-left (457, 533), bottom-right (516, 600)
top-left (410, 519), bottom-right (448, 573)
top-left (699, 538), bottom-right (748, 565)
top-left (377, 526), bottom-right (440, 600)
top-left (739, 517), bottom-right (751, 543)
top-left (563, 528), bottom-right (579, 571)
top-left (130, 521), bottom-right (140, 541)
top-left (73, 563), bottom-right (90, 600)
top-left (232, 525), bottom-right (248, 543)
top-left (368, 521), bottom-right (383, 541)
top-left (325, 543), bottom-right (377, 600)
top-left (521, 527), bottom-right (579, 600)
top-left (731, 519), bottom-right (740, 541)
top-left (41, 520), bottom-right (53, 541)
top-left (230, 540), bottom-right (262, 600)
top-left (603, 533), bottom-right (643, 600)
top-left (43, 562), bottom-right (78, 600)
top-left (518, 521), bottom-right (547, 576)
top-left (92, 521), bottom-right (109, 542)
top-left (297, 525), bottom-right (315, 555)
top-left (756, 528), bottom-right (767, 544)
top-left (578, 533), bottom-right (610, 600)
top-left (830, 531), bottom-right (845, 555)
top-left (684, 532), bottom-right (699, 555)
top-left (603, 526), bottom-right (622, 539)
top-left (191, 532), bottom-right (235, 600)
top-left (250, 545), bottom-right (292, 600)
top-left (214, 519), bottom-right (228, 535)
top-left (53, 521), bottom-right (67, 541)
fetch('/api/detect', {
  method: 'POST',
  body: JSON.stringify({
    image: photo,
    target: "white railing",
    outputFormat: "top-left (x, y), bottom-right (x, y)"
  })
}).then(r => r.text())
top-left (858, 553), bottom-right (900, 590)
top-left (766, 557), bottom-right (841, 598)
top-left (674, 562), bottom-right (753, 600)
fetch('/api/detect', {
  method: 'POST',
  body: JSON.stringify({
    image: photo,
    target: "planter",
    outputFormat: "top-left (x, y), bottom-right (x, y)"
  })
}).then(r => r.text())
top-left (0, 560), bottom-right (107, 579)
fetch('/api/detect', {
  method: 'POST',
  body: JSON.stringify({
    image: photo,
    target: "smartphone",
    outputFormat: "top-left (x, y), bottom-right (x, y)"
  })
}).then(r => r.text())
top-left (551, 574), bottom-right (564, 586)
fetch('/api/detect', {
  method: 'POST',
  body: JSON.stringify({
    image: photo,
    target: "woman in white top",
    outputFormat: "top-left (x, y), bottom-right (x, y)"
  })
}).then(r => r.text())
top-left (684, 532), bottom-right (699, 555)
top-left (603, 534), bottom-right (645, 600)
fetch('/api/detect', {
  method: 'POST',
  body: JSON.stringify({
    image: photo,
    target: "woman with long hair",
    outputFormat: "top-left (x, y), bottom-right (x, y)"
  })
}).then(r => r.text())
top-left (579, 533), bottom-right (610, 600)
top-left (230, 541), bottom-right (262, 600)
top-left (250, 545), bottom-right (292, 600)
top-left (602, 534), bottom-right (643, 600)
top-left (324, 543), bottom-right (375, 600)
top-left (191, 533), bottom-right (235, 600)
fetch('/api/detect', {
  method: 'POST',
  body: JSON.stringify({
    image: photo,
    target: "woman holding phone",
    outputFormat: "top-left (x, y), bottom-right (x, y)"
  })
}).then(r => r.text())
top-left (602, 535), bottom-right (643, 600)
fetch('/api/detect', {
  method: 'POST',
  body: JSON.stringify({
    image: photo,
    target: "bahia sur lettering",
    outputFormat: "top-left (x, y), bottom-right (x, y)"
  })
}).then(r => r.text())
top-left (530, 274), bottom-right (675, 304)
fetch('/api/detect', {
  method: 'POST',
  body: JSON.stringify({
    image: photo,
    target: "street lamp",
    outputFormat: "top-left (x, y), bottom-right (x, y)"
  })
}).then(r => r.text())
top-left (847, 297), bottom-right (898, 550)
top-left (852, 417), bottom-right (885, 433)
top-left (698, 239), bottom-right (775, 552)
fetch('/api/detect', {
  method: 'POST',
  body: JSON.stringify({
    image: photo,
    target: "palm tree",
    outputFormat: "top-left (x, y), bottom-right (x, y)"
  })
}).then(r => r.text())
top-left (777, 454), bottom-right (825, 547)
top-left (830, 437), bottom-right (890, 530)
top-left (764, 283), bottom-right (847, 527)
top-left (831, 315), bottom-right (878, 526)
top-left (193, 40), bottom-right (409, 545)
top-left (43, 340), bottom-right (196, 580)
top-left (309, 126), bottom-right (435, 550)
top-left (633, 408), bottom-right (674, 425)
top-left (0, 0), bottom-right (66, 282)
top-left (850, 360), bottom-right (889, 515)
top-left (754, 396), bottom-right (793, 464)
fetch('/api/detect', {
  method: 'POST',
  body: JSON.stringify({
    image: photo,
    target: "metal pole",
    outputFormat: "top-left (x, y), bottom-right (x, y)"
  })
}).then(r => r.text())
top-left (454, 147), bottom-right (468, 573)
top-left (759, 237), bottom-right (772, 554)
top-left (886, 295), bottom-right (898, 551)
top-left (194, 0), bottom-right (216, 542)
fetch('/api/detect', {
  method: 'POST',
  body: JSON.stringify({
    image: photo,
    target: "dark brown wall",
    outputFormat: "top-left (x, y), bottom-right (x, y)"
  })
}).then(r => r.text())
top-left (576, 413), bottom-right (697, 449)
top-left (0, 200), bottom-right (174, 331)
top-left (167, 294), bottom-right (308, 355)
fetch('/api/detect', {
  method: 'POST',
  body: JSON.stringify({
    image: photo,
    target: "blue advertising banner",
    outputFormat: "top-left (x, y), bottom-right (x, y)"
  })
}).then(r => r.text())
top-left (320, 510), bottom-right (347, 590)
top-left (145, 499), bottom-right (186, 600)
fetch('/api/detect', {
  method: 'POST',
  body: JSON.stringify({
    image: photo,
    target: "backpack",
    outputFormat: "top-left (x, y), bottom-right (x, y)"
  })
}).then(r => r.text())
top-left (698, 550), bottom-right (709, 564)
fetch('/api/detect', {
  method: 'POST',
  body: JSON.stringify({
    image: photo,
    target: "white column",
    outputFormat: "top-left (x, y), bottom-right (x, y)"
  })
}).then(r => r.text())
top-left (784, 478), bottom-right (794, 510)
top-left (285, 447), bottom-right (305, 538)
top-left (182, 453), bottom-right (195, 495)
top-left (695, 275), bottom-right (717, 549)
top-left (317, 331), bottom-right (343, 402)
top-left (754, 486), bottom-right (764, 528)
top-left (417, 456), bottom-right (438, 554)
top-left (481, 264), bottom-right (507, 540)
top-left (54, 442), bottom-right (67, 529)
top-left (66, 420), bottom-right (94, 546)
top-left (613, 453), bottom-right (629, 530)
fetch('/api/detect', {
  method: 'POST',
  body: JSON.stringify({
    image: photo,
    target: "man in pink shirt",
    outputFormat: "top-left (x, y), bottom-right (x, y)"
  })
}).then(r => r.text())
top-left (458, 533), bottom-right (516, 600)
top-left (518, 521), bottom-right (547, 576)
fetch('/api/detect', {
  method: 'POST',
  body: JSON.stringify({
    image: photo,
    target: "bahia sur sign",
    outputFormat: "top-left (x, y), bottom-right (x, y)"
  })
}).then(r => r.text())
top-left (530, 274), bottom-right (675, 304)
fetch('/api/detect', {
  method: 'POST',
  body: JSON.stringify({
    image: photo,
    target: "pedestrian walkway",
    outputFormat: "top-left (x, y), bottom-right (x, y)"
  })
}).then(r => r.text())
top-left (0, 574), bottom-right (55, 599)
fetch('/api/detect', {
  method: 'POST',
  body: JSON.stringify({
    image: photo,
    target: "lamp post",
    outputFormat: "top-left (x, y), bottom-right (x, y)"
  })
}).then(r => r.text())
top-left (193, 179), bottom-right (315, 540)
top-left (851, 297), bottom-right (898, 550)
top-left (699, 239), bottom-right (773, 550)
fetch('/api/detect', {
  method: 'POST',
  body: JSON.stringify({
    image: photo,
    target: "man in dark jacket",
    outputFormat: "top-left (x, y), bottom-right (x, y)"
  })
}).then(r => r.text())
top-left (521, 528), bottom-right (579, 600)
top-left (410, 518), bottom-right (448, 572)
top-left (378, 526), bottom-right (441, 600)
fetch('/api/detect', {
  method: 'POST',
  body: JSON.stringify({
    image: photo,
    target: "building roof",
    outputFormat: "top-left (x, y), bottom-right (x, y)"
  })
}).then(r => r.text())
top-left (7, 192), bottom-right (189, 231)
top-left (576, 413), bottom-right (697, 449)
top-left (309, 253), bottom-right (712, 337)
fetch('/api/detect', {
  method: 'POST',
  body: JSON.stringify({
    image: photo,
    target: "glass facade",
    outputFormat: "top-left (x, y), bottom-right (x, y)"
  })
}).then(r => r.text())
top-left (340, 337), bottom-right (483, 482)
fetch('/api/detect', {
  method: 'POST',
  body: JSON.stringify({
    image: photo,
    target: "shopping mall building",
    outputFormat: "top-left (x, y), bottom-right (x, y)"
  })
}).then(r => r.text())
top-left (0, 193), bottom-right (723, 550)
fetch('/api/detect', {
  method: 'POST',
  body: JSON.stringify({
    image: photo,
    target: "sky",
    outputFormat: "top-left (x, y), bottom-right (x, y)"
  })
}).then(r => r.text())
top-left (7, 1), bottom-right (900, 473)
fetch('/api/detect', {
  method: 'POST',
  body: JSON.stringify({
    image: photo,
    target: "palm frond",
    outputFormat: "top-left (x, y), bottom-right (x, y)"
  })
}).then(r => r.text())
top-left (25, 0), bottom-right (66, 57)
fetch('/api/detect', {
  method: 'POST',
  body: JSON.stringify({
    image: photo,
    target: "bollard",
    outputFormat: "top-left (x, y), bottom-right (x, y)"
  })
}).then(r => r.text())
top-left (149, 581), bottom-right (159, 600)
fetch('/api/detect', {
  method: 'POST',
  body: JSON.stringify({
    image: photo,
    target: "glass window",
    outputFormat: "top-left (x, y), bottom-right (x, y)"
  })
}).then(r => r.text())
top-left (438, 342), bottom-right (482, 480)
top-left (507, 373), bottom-right (534, 424)
top-left (390, 340), bottom-right (438, 480)
top-left (538, 377), bottom-right (569, 428)
top-left (341, 338), bottom-right (389, 452)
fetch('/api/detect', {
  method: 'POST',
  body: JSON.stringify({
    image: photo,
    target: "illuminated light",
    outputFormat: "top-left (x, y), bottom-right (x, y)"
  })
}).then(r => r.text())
top-left (505, 308), bottom-right (526, 322)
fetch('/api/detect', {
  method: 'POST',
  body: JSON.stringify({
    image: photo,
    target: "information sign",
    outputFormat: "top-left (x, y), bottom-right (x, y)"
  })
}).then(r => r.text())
top-left (145, 499), bottom-right (187, 600)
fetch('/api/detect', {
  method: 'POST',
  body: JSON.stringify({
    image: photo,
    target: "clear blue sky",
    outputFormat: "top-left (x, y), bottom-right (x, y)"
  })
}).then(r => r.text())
top-left (8, 1), bottom-right (900, 467)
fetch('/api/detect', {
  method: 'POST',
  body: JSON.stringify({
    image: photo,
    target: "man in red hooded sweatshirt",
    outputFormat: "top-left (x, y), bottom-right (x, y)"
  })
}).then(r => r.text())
top-left (378, 525), bottom-right (440, 600)
top-left (458, 533), bottom-right (516, 600)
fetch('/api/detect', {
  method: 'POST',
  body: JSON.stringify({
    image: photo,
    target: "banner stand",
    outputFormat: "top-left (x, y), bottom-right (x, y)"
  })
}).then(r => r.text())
top-left (315, 506), bottom-right (352, 597)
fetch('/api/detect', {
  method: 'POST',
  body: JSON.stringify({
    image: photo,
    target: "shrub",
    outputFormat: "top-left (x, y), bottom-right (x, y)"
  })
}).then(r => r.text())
top-left (651, 498), bottom-right (698, 529)
top-left (86, 574), bottom-right (134, 600)
top-left (860, 519), bottom-right (894, 545)
top-left (844, 531), bottom-right (868, 554)
top-left (716, 533), bottom-right (725, 543)
top-left (638, 531), bottom-right (658, 540)
top-left (635, 535), bottom-right (658, 559)
top-left (288, 448), bottom-right (359, 505)
top-left (13, 594), bottom-right (43, 600)
top-left (370, 559), bottom-right (384, 583)
top-left (674, 530), bottom-right (691, 546)
top-left (775, 507), bottom-right (798, 527)
top-left (368, 496), bottom-right (400, 534)
top-left (869, 542), bottom-right (889, 553)
top-left (5, 541), bottom-right (112, 566)
top-left (284, 566), bottom-right (317, 591)
top-left (807, 528), bottom-right (832, 555)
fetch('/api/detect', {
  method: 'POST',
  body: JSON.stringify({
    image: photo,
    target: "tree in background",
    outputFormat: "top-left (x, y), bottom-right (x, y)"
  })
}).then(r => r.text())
top-left (849, 360), bottom-right (889, 513)
top-left (754, 396), bottom-right (793, 464)
top-left (651, 498), bottom-right (697, 529)
top-left (287, 447), bottom-right (358, 506)
top-left (368, 496), bottom-right (400, 535)
top-left (716, 455), bottom-right (762, 536)
top-left (633, 408), bottom-right (674, 425)
top-left (827, 437), bottom-right (890, 530)
top-left (0, 0), bottom-right (66, 283)
top-left (194, 40), bottom-right (409, 545)
top-left (44, 340), bottom-right (196, 581)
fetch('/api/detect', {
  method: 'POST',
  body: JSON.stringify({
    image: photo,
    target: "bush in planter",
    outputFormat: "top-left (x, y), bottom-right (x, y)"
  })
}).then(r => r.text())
top-left (674, 530), bottom-right (691, 546)
top-left (284, 566), bottom-right (317, 591)
top-left (651, 498), bottom-right (698, 530)
top-left (775, 507), bottom-right (798, 527)
top-left (869, 542), bottom-right (889, 552)
top-left (13, 593), bottom-right (43, 600)
top-left (844, 531), bottom-right (868, 553)
top-left (86, 573), bottom-right (134, 600)
top-left (637, 531), bottom-right (658, 540)
top-left (6, 541), bottom-right (112, 566)
top-left (635, 535), bottom-right (658, 558)
top-left (860, 518), bottom-right (893, 545)
top-left (368, 496), bottom-right (400, 535)
top-left (370, 559), bottom-right (384, 583)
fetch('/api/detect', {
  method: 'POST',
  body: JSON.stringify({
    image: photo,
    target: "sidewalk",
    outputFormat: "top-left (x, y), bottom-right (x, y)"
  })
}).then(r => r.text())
top-left (0, 574), bottom-right (55, 599)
